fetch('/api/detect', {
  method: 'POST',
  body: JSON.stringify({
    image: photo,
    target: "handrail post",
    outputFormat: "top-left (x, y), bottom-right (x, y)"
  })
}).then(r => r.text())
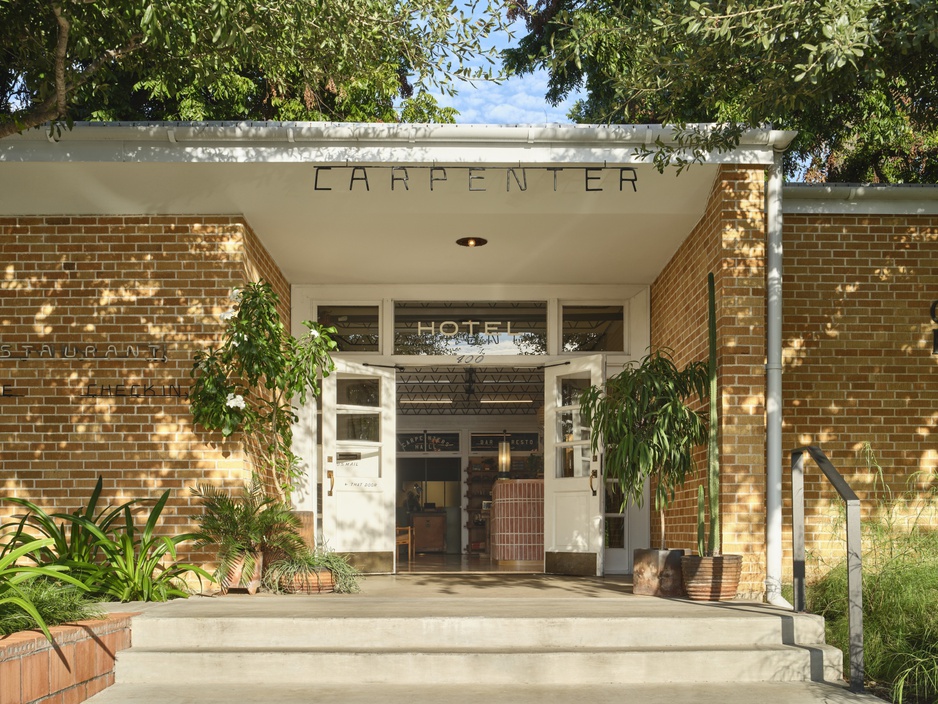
top-left (846, 497), bottom-right (865, 692)
top-left (791, 449), bottom-right (806, 612)
top-left (790, 446), bottom-right (864, 693)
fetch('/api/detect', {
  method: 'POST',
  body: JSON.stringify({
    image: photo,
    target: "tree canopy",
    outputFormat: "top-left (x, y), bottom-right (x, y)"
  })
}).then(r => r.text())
top-left (505, 0), bottom-right (938, 182)
top-left (0, 0), bottom-right (509, 138)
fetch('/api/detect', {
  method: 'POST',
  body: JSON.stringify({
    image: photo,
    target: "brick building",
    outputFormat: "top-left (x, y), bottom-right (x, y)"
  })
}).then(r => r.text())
top-left (1, 123), bottom-right (935, 600)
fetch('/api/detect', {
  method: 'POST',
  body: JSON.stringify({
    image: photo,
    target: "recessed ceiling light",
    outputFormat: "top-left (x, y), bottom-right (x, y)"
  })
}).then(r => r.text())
top-left (456, 237), bottom-right (488, 248)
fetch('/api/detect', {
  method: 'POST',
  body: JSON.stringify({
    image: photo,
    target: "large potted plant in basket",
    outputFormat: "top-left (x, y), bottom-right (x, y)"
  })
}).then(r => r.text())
top-left (191, 479), bottom-right (305, 595)
top-left (680, 273), bottom-right (743, 601)
top-left (581, 349), bottom-right (709, 597)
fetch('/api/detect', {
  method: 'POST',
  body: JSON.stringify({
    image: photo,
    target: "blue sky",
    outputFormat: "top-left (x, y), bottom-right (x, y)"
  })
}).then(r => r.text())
top-left (435, 71), bottom-right (580, 125)
top-left (429, 16), bottom-right (582, 125)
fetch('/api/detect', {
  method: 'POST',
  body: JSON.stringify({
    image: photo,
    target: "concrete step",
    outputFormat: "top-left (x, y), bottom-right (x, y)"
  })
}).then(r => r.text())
top-left (101, 588), bottom-right (850, 695)
top-left (86, 682), bottom-right (887, 704)
top-left (114, 643), bottom-right (844, 685)
top-left (129, 613), bottom-right (828, 649)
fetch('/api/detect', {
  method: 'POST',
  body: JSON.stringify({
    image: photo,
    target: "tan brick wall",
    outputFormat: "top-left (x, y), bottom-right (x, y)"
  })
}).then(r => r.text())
top-left (0, 215), bottom-right (288, 566)
top-left (651, 166), bottom-right (768, 599)
top-left (782, 213), bottom-right (938, 578)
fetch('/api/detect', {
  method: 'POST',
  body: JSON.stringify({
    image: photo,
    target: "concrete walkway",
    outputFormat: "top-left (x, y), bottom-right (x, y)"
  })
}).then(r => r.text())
top-left (89, 574), bottom-right (886, 704)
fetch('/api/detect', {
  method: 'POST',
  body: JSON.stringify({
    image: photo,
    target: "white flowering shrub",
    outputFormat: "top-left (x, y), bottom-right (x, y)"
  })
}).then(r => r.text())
top-left (190, 281), bottom-right (337, 497)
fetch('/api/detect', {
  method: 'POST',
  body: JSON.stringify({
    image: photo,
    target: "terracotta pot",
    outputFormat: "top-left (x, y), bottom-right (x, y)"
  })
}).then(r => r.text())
top-left (632, 548), bottom-right (685, 597)
top-left (279, 569), bottom-right (334, 594)
top-left (222, 551), bottom-right (264, 595)
top-left (680, 554), bottom-right (742, 601)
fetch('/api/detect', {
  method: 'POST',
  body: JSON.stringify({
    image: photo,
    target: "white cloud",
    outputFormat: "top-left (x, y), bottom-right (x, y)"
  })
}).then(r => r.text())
top-left (437, 72), bottom-right (580, 125)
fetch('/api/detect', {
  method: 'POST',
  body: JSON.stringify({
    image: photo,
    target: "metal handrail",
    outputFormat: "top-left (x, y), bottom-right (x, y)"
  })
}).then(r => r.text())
top-left (791, 446), bottom-right (864, 693)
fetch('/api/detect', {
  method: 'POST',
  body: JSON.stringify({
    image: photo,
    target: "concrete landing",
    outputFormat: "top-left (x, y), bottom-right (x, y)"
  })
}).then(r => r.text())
top-left (86, 682), bottom-right (885, 704)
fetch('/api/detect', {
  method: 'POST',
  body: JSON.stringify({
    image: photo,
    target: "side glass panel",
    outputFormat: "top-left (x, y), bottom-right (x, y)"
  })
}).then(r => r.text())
top-left (337, 378), bottom-right (380, 407)
top-left (555, 375), bottom-right (591, 478)
top-left (337, 413), bottom-right (379, 442)
top-left (560, 378), bottom-right (589, 406)
top-left (604, 481), bottom-right (626, 549)
top-left (557, 444), bottom-right (591, 478)
top-left (394, 300), bottom-right (547, 355)
top-left (318, 305), bottom-right (380, 352)
top-left (562, 305), bottom-right (624, 352)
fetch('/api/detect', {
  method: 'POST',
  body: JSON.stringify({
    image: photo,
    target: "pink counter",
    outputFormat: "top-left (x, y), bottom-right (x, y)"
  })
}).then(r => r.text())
top-left (490, 479), bottom-right (544, 564)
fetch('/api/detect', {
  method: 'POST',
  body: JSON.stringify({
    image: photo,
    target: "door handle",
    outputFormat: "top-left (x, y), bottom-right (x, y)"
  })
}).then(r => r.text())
top-left (327, 470), bottom-right (335, 497)
top-left (589, 469), bottom-right (598, 497)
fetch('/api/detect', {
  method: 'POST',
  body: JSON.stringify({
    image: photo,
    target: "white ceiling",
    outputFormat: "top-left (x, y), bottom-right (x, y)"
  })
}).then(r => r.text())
top-left (0, 160), bottom-right (716, 286)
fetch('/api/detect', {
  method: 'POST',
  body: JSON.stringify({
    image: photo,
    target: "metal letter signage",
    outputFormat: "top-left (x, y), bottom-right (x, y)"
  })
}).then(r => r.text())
top-left (0, 342), bottom-right (168, 362)
top-left (311, 166), bottom-right (639, 193)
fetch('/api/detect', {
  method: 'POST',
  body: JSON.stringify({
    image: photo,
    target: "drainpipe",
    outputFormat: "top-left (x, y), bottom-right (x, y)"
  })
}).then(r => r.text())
top-left (765, 149), bottom-right (791, 608)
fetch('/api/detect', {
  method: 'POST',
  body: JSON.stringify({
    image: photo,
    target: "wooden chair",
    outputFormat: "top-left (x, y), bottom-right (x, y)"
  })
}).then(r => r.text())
top-left (396, 526), bottom-right (414, 563)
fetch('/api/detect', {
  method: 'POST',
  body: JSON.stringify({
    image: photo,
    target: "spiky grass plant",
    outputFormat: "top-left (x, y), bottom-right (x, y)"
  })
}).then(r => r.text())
top-left (0, 578), bottom-right (103, 636)
top-left (263, 544), bottom-right (361, 594)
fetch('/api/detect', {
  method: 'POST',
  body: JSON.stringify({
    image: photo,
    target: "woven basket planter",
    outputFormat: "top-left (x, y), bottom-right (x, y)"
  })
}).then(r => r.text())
top-left (278, 569), bottom-right (335, 594)
top-left (680, 554), bottom-right (742, 601)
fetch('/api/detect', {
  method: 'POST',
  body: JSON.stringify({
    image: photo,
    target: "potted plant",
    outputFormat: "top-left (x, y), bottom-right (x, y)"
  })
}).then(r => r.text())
top-left (263, 543), bottom-right (362, 595)
top-left (581, 349), bottom-right (708, 597)
top-left (191, 479), bottom-right (305, 594)
top-left (681, 273), bottom-right (743, 600)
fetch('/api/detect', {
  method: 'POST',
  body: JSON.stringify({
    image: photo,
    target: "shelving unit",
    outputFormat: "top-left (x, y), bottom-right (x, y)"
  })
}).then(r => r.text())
top-left (465, 457), bottom-right (497, 555)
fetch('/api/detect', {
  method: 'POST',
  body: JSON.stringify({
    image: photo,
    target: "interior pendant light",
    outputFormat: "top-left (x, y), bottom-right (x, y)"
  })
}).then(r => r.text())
top-left (498, 429), bottom-right (511, 474)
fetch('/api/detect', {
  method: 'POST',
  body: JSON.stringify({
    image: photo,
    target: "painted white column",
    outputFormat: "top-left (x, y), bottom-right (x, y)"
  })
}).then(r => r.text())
top-left (765, 151), bottom-right (791, 608)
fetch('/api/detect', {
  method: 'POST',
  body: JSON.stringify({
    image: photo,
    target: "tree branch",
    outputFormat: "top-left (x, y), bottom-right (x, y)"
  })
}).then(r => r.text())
top-left (0, 30), bottom-right (145, 140)
top-left (52, 3), bottom-right (70, 117)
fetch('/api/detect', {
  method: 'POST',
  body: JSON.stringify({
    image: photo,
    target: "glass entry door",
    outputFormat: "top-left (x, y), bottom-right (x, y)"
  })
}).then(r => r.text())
top-left (544, 355), bottom-right (605, 576)
top-left (321, 359), bottom-right (396, 572)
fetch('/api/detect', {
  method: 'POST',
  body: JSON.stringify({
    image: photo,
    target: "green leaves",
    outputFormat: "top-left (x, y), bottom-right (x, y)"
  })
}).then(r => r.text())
top-left (1, 0), bottom-right (511, 134)
top-left (580, 348), bottom-right (709, 548)
top-left (191, 480), bottom-right (304, 590)
top-left (507, 0), bottom-right (938, 182)
top-left (0, 538), bottom-right (91, 640)
top-left (189, 280), bottom-right (336, 497)
top-left (2, 481), bottom-right (211, 604)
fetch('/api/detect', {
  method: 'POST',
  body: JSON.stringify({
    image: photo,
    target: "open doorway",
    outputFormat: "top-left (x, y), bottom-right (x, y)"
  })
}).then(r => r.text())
top-left (393, 365), bottom-right (548, 574)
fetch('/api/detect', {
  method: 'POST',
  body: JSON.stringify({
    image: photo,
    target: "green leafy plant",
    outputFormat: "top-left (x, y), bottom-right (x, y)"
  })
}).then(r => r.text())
top-left (189, 280), bottom-right (337, 498)
top-left (0, 578), bottom-right (103, 637)
top-left (263, 543), bottom-right (362, 595)
top-left (71, 491), bottom-right (212, 602)
top-left (580, 348), bottom-right (709, 549)
top-left (0, 537), bottom-right (91, 640)
top-left (191, 479), bottom-right (305, 591)
top-left (1, 476), bottom-right (138, 568)
top-left (697, 272), bottom-right (721, 557)
top-left (3, 480), bottom-right (211, 602)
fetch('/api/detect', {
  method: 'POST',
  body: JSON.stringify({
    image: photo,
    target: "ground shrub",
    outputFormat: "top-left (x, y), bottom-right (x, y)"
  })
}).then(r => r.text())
top-left (0, 578), bottom-right (103, 636)
top-left (807, 445), bottom-right (938, 704)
